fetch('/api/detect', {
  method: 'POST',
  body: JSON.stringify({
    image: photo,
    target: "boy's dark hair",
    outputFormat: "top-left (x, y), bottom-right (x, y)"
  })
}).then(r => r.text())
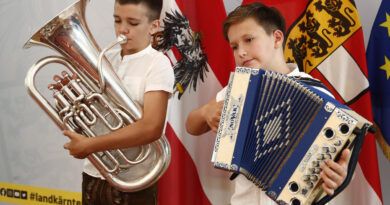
top-left (222, 2), bottom-right (286, 41)
top-left (115, 0), bottom-right (162, 21)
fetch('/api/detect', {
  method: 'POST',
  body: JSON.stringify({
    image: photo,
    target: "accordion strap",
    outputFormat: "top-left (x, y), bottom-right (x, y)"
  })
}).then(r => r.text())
top-left (291, 76), bottom-right (330, 92)
top-left (229, 172), bottom-right (239, 180)
top-left (312, 123), bottom-right (375, 205)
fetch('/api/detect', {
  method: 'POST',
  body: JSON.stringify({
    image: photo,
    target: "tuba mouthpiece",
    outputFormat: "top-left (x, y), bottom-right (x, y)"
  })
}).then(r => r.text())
top-left (117, 34), bottom-right (127, 44)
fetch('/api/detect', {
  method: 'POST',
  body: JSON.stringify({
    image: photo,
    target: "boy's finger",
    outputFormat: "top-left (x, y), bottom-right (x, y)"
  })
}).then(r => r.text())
top-left (320, 163), bottom-right (343, 186)
top-left (338, 149), bottom-right (351, 167)
top-left (322, 160), bottom-right (345, 180)
top-left (63, 143), bottom-right (70, 150)
top-left (63, 130), bottom-right (75, 139)
top-left (321, 171), bottom-right (338, 190)
top-left (322, 183), bottom-right (335, 196)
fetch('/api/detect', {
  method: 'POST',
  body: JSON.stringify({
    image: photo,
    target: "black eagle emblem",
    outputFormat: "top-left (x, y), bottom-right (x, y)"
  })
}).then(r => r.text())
top-left (153, 10), bottom-right (209, 99)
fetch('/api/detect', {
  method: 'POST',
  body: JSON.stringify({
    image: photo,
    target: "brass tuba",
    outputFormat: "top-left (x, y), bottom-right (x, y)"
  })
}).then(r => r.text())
top-left (24, 0), bottom-right (170, 192)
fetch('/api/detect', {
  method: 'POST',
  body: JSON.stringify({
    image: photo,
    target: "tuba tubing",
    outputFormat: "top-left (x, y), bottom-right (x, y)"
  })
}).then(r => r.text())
top-left (24, 0), bottom-right (171, 192)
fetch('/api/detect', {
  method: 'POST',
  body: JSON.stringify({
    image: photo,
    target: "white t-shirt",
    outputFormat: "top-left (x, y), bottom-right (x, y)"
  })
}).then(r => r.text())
top-left (216, 64), bottom-right (332, 205)
top-left (84, 45), bottom-right (175, 178)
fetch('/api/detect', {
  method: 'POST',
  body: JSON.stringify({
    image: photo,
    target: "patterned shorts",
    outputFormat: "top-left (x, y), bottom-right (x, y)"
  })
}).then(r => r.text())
top-left (82, 172), bottom-right (157, 205)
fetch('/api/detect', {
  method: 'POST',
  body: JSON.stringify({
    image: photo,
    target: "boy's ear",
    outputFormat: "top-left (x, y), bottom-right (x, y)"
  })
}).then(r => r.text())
top-left (149, 19), bottom-right (160, 35)
top-left (273, 30), bottom-right (284, 49)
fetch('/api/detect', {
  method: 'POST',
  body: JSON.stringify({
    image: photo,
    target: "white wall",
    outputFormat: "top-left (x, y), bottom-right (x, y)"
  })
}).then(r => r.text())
top-left (0, 0), bottom-right (388, 204)
top-left (0, 0), bottom-right (115, 192)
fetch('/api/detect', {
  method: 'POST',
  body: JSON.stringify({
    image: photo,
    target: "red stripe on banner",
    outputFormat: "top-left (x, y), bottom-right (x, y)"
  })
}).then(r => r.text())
top-left (176, 0), bottom-right (235, 87)
top-left (348, 94), bottom-right (383, 201)
top-left (171, 46), bottom-right (182, 62)
top-left (158, 123), bottom-right (211, 205)
top-left (342, 28), bottom-right (369, 76)
top-left (309, 68), bottom-right (346, 104)
top-left (174, 0), bottom-right (184, 12)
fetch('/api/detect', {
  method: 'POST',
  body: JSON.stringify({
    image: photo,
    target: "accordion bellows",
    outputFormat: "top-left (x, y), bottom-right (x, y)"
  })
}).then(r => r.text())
top-left (211, 67), bottom-right (371, 205)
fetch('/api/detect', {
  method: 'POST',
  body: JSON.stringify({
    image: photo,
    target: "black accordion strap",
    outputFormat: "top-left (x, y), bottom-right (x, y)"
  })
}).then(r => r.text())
top-left (229, 172), bottom-right (239, 180)
top-left (312, 124), bottom-right (375, 205)
top-left (291, 76), bottom-right (330, 92)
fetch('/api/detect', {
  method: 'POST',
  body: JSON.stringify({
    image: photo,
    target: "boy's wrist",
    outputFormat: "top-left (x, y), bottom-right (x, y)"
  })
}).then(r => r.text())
top-left (86, 137), bottom-right (98, 154)
top-left (200, 103), bottom-right (212, 122)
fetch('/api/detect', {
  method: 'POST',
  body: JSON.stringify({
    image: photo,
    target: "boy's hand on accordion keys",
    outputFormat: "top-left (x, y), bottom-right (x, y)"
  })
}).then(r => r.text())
top-left (320, 149), bottom-right (351, 195)
top-left (202, 100), bottom-right (224, 132)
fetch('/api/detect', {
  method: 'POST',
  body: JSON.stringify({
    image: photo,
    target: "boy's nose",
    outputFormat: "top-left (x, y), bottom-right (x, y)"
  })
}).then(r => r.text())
top-left (238, 48), bottom-right (247, 58)
top-left (119, 24), bottom-right (129, 34)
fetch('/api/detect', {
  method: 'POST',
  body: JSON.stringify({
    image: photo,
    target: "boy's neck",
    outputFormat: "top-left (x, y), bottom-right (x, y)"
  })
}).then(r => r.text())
top-left (269, 58), bottom-right (291, 75)
top-left (121, 43), bottom-right (151, 58)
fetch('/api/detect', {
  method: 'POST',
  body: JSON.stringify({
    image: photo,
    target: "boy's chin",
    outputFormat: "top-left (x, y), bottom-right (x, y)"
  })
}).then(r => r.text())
top-left (240, 64), bottom-right (262, 69)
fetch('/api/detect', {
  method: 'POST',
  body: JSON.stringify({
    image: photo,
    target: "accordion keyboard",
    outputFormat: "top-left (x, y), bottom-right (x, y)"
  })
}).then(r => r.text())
top-left (212, 67), bottom-right (372, 205)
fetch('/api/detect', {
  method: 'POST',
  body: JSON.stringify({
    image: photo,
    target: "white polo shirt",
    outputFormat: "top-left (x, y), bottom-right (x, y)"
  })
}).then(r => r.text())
top-left (83, 45), bottom-right (174, 178)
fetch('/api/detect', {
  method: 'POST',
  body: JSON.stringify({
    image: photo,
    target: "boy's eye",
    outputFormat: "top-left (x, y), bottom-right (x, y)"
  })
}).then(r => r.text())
top-left (245, 37), bottom-right (254, 43)
top-left (128, 21), bottom-right (139, 26)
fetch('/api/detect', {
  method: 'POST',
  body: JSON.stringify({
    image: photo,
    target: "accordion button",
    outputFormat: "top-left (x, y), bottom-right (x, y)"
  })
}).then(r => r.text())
top-left (317, 154), bottom-right (325, 160)
top-left (314, 168), bottom-right (321, 174)
top-left (309, 168), bottom-right (316, 174)
top-left (334, 140), bottom-right (342, 146)
top-left (329, 146), bottom-right (337, 153)
top-left (309, 167), bottom-right (321, 174)
top-left (324, 154), bottom-right (332, 160)
top-left (312, 161), bottom-right (320, 167)
top-left (310, 175), bottom-right (319, 181)
top-left (322, 147), bottom-right (330, 153)
top-left (302, 175), bottom-right (310, 181)
top-left (288, 182), bottom-right (299, 193)
top-left (301, 188), bottom-right (308, 195)
top-left (291, 198), bottom-right (301, 205)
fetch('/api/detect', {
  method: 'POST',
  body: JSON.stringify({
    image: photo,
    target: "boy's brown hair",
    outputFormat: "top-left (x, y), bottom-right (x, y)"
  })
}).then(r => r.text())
top-left (222, 2), bottom-right (286, 42)
top-left (115, 0), bottom-right (162, 21)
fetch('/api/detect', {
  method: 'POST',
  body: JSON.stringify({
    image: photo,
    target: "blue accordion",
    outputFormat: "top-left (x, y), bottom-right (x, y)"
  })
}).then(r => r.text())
top-left (211, 67), bottom-right (373, 205)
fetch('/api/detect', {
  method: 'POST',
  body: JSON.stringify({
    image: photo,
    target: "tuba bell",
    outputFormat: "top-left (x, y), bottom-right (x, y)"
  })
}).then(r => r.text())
top-left (24, 0), bottom-right (170, 192)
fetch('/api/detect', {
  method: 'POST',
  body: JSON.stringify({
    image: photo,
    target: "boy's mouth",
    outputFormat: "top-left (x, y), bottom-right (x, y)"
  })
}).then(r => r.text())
top-left (242, 59), bottom-right (254, 67)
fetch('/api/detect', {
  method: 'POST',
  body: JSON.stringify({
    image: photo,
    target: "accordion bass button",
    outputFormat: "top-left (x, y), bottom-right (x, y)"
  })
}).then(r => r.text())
top-left (312, 160), bottom-right (320, 167)
top-left (301, 188), bottom-right (308, 195)
top-left (302, 175), bottom-right (310, 181)
top-left (288, 182), bottom-right (300, 193)
top-left (309, 167), bottom-right (321, 174)
top-left (310, 175), bottom-right (319, 181)
top-left (314, 168), bottom-right (321, 174)
top-left (324, 154), bottom-right (332, 160)
top-left (290, 198), bottom-right (302, 205)
top-left (322, 147), bottom-right (330, 153)
top-left (333, 140), bottom-right (342, 146)
top-left (316, 154), bottom-right (325, 160)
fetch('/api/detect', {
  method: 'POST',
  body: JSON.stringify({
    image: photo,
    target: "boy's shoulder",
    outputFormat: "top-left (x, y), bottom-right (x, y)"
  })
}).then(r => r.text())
top-left (286, 63), bottom-right (333, 97)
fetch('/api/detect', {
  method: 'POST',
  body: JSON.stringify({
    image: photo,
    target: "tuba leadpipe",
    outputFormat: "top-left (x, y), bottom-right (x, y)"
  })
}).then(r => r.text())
top-left (24, 0), bottom-right (170, 192)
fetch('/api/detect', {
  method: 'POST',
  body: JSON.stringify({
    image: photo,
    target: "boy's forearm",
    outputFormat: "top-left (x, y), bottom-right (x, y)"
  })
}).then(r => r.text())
top-left (186, 106), bottom-right (210, 136)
